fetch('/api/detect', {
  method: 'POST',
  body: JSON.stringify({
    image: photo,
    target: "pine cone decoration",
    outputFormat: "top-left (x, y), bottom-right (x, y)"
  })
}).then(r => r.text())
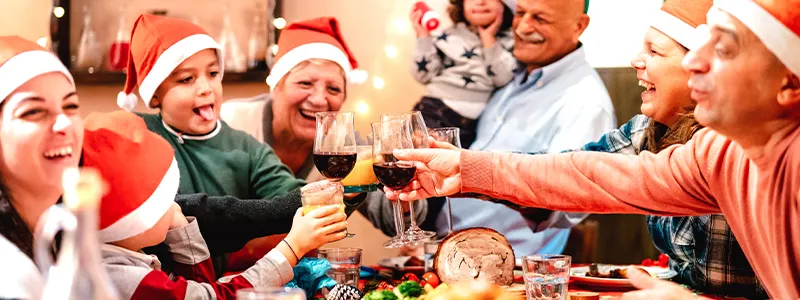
top-left (326, 284), bottom-right (361, 300)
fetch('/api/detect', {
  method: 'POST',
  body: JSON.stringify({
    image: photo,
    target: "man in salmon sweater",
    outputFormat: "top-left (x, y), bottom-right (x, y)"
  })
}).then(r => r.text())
top-left (387, 0), bottom-right (800, 298)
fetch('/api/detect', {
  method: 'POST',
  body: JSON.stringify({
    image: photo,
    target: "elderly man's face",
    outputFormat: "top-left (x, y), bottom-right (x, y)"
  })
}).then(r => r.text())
top-left (682, 9), bottom-right (792, 133)
top-left (512, 0), bottom-right (589, 71)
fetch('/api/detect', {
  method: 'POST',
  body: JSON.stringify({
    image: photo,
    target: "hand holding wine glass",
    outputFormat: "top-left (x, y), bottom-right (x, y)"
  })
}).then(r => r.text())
top-left (380, 112), bottom-right (436, 244)
top-left (372, 119), bottom-right (417, 248)
top-left (383, 147), bottom-right (463, 201)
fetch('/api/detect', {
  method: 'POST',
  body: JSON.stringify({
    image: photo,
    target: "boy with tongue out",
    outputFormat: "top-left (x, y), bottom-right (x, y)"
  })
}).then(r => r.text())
top-left (116, 14), bottom-right (331, 275)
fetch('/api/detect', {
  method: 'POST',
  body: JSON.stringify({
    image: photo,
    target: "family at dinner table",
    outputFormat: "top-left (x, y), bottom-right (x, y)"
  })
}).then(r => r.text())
top-left (0, 0), bottom-right (797, 298)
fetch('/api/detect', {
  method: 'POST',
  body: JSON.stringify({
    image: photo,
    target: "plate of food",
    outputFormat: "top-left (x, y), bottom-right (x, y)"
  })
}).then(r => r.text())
top-left (569, 263), bottom-right (677, 288)
top-left (378, 256), bottom-right (426, 273)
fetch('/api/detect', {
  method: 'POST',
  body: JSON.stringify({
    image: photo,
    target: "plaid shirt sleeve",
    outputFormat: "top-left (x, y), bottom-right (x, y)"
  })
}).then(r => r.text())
top-left (526, 114), bottom-right (651, 155)
top-left (650, 215), bottom-right (766, 298)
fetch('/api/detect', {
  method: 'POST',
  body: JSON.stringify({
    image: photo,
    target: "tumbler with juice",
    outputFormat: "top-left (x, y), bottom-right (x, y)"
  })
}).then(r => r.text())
top-left (341, 145), bottom-right (379, 193)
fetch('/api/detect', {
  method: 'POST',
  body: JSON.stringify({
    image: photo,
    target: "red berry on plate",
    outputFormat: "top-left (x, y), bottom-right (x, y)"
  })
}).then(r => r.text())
top-left (642, 258), bottom-right (654, 266)
top-left (402, 273), bottom-right (420, 282)
top-left (658, 254), bottom-right (669, 264)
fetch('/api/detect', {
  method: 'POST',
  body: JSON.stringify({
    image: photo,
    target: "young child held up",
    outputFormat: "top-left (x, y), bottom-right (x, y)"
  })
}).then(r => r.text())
top-left (82, 111), bottom-right (347, 300)
top-left (410, 0), bottom-right (516, 148)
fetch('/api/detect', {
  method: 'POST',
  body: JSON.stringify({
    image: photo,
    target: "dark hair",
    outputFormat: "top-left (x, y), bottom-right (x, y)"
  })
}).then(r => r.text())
top-left (644, 104), bottom-right (703, 153)
top-left (0, 101), bottom-right (35, 259)
top-left (0, 185), bottom-right (33, 259)
top-left (448, 0), bottom-right (514, 33)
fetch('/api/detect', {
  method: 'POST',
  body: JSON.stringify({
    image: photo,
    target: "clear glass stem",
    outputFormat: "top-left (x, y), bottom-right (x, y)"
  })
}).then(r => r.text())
top-left (408, 200), bottom-right (418, 228)
top-left (392, 201), bottom-right (406, 238)
top-left (445, 197), bottom-right (454, 235)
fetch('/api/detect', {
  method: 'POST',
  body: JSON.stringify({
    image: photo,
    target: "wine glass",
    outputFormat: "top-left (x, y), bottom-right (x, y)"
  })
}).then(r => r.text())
top-left (313, 111), bottom-right (357, 238)
top-left (427, 127), bottom-right (460, 238)
top-left (380, 112), bottom-right (437, 244)
top-left (372, 120), bottom-right (416, 248)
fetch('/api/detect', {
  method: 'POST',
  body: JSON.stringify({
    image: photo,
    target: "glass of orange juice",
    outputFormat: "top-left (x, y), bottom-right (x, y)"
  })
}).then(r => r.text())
top-left (341, 144), bottom-right (379, 193)
top-left (301, 180), bottom-right (351, 237)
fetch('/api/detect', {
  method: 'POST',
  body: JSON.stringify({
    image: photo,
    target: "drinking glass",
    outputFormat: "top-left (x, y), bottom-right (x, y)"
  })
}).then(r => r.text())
top-left (300, 180), bottom-right (349, 238)
top-left (380, 112), bottom-right (436, 244)
top-left (236, 287), bottom-right (305, 300)
top-left (314, 111), bottom-right (357, 237)
top-left (340, 144), bottom-right (379, 193)
top-left (372, 120), bottom-right (415, 248)
top-left (318, 248), bottom-right (363, 288)
top-left (521, 255), bottom-right (571, 300)
top-left (427, 127), bottom-right (461, 237)
top-left (423, 240), bottom-right (441, 272)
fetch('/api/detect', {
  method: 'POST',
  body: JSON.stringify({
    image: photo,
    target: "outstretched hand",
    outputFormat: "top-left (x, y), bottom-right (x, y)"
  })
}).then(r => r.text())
top-left (620, 266), bottom-right (696, 300)
top-left (383, 148), bottom-right (463, 201)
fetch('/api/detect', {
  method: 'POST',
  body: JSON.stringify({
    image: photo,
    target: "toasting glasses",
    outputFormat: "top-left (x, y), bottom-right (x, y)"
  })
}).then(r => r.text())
top-left (313, 111), bottom-right (357, 238)
top-left (372, 119), bottom-right (417, 248)
top-left (380, 112), bottom-right (437, 244)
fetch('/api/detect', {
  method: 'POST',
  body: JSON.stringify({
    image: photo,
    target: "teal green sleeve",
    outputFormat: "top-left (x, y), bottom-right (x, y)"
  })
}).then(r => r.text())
top-left (249, 139), bottom-right (306, 198)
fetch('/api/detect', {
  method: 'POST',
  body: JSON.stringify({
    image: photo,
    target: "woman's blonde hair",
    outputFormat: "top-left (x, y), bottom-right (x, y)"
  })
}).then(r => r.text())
top-left (274, 58), bottom-right (347, 96)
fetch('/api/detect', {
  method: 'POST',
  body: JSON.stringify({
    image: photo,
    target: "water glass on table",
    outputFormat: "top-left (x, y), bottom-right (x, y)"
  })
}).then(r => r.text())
top-left (236, 287), bottom-right (305, 300)
top-left (522, 254), bottom-right (571, 300)
top-left (423, 240), bottom-right (441, 272)
top-left (318, 248), bottom-right (363, 287)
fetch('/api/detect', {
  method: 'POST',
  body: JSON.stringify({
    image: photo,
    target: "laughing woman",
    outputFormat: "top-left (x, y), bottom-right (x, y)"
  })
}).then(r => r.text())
top-left (0, 36), bottom-right (83, 299)
top-left (221, 17), bottom-right (427, 239)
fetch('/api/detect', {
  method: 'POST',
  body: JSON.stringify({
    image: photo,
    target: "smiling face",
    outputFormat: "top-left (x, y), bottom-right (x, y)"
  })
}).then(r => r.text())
top-left (0, 72), bottom-right (83, 196)
top-left (631, 28), bottom-right (692, 126)
top-left (152, 49), bottom-right (222, 135)
top-left (513, 0), bottom-right (589, 71)
top-left (271, 59), bottom-right (346, 142)
top-left (463, 0), bottom-right (505, 27)
top-left (682, 9), bottom-right (790, 134)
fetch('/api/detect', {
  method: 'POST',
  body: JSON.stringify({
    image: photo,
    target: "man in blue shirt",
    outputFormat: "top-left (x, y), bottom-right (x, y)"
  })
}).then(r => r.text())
top-left (429, 0), bottom-right (616, 256)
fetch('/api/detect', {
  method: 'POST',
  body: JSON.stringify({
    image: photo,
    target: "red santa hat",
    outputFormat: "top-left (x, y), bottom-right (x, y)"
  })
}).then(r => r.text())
top-left (713, 0), bottom-right (800, 75)
top-left (0, 35), bottom-right (74, 103)
top-left (266, 17), bottom-right (362, 87)
top-left (649, 0), bottom-right (713, 50)
top-left (117, 14), bottom-right (222, 111)
top-left (82, 111), bottom-right (180, 243)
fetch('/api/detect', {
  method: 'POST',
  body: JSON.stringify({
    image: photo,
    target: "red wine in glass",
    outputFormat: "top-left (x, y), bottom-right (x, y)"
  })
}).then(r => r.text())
top-left (313, 152), bottom-right (357, 181)
top-left (373, 161), bottom-right (417, 190)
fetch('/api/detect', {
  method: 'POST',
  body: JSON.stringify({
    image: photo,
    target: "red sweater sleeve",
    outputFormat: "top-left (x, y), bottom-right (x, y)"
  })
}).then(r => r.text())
top-left (129, 268), bottom-right (254, 300)
top-left (460, 128), bottom-right (722, 216)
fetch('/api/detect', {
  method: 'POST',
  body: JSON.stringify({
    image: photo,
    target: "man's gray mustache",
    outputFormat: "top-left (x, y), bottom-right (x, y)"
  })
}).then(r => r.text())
top-left (515, 31), bottom-right (545, 43)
